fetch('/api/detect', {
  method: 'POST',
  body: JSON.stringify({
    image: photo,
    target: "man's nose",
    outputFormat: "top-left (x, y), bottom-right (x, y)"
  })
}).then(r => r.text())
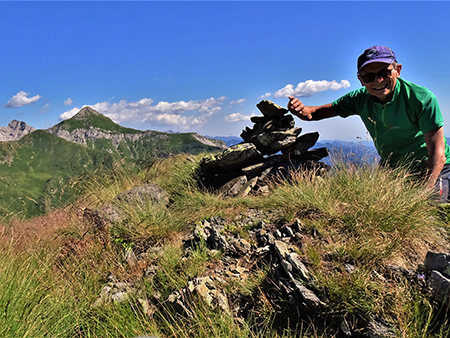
top-left (374, 74), bottom-right (385, 82)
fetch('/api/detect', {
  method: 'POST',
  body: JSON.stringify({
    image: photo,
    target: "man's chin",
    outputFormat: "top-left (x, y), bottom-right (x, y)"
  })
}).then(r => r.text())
top-left (370, 91), bottom-right (391, 103)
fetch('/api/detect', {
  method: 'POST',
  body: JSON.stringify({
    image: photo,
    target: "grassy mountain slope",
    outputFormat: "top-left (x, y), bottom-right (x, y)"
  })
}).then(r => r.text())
top-left (0, 130), bottom-right (115, 220)
top-left (1, 107), bottom-right (226, 220)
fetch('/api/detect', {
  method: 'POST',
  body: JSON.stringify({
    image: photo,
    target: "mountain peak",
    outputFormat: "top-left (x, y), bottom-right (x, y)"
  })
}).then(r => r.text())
top-left (47, 106), bottom-right (142, 136)
top-left (0, 120), bottom-right (35, 141)
top-left (73, 106), bottom-right (102, 119)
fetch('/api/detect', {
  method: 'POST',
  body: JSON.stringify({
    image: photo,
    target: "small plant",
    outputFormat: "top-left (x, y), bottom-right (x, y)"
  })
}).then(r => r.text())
top-left (305, 244), bottom-right (321, 268)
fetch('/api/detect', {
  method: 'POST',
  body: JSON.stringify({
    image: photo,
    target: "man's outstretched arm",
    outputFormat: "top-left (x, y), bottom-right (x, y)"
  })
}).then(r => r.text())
top-left (288, 96), bottom-right (338, 121)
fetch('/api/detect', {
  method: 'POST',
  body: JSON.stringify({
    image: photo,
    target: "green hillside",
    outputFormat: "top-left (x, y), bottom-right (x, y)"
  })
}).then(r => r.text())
top-left (133, 132), bottom-right (228, 157)
top-left (0, 130), bottom-right (115, 220)
top-left (81, 131), bottom-right (225, 162)
top-left (0, 107), bottom-right (226, 220)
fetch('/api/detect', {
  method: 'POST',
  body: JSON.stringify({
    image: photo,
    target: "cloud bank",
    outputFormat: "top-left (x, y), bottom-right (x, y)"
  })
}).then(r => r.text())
top-left (273, 79), bottom-right (350, 98)
top-left (60, 97), bottom-right (227, 130)
top-left (5, 91), bottom-right (42, 108)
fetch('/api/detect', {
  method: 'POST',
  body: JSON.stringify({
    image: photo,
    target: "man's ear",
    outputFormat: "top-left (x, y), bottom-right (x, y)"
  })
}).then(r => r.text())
top-left (395, 63), bottom-right (402, 77)
top-left (357, 74), bottom-right (365, 86)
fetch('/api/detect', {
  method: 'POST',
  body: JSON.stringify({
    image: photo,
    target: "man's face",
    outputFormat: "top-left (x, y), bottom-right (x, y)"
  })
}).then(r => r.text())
top-left (357, 62), bottom-right (402, 104)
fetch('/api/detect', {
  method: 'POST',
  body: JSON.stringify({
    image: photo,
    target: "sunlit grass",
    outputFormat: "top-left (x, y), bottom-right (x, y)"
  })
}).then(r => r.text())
top-left (0, 238), bottom-right (77, 337)
top-left (267, 160), bottom-right (435, 264)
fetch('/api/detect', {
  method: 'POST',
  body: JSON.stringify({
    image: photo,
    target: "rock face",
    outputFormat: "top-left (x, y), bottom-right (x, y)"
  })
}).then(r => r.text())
top-left (196, 100), bottom-right (329, 196)
top-left (0, 120), bottom-right (35, 141)
top-left (48, 125), bottom-right (145, 148)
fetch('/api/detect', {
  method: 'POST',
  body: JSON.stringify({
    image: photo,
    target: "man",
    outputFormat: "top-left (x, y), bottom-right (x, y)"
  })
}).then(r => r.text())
top-left (287, 45), bottom-right (450, 202)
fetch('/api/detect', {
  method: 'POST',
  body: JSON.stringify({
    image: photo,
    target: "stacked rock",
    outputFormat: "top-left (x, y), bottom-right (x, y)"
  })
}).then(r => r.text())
top-left (197, 100), bottom-right (330, 197)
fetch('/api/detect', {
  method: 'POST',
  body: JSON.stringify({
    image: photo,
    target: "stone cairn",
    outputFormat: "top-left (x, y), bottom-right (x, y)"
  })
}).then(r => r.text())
top-left (196, 100), bottom-right (330, 197)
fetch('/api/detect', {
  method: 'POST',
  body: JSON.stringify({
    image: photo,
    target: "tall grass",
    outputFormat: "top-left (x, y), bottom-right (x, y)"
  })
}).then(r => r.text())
top-left (397, 281), bottom-right (450, 338)
top-left (267, 161), bottom-right (435, 264)
top-left (72, 155), bottom-right (254, 248)
top-left (0, 217), bottom-right (161, 337)
top-left (0, 237), bottom-right (77, 337)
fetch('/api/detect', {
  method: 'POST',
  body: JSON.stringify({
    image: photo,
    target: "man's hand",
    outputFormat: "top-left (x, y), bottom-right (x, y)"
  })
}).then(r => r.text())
top-left (287, 97), bottom-right (338, 121)
top-left (288, 96), bottom-right (313, 120)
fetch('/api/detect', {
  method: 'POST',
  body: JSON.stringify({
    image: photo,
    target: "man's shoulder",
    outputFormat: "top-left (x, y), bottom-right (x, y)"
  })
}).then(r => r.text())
top-left (398, 78), bottom-right (436, 99)
top-left (337, 86), bottom-right (369, 101)
top-left (397, 78), bottom-right (441, 119)
top-left (332, 86), bottom-right (371, 117)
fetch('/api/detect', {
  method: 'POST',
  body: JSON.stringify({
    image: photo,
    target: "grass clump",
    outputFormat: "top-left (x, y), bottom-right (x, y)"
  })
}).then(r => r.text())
top-left (268, 161), bottom-right (434, 264)
top-left (111, 202), bottom-right (180, 248)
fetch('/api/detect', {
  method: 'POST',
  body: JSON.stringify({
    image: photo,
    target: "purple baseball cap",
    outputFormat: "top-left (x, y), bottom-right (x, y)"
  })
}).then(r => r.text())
top-left (357, 46), bottom-right (397, 72)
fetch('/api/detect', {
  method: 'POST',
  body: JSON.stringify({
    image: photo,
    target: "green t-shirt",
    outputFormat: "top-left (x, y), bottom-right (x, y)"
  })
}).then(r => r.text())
top-left (332, 77), bottom-right (450, 168)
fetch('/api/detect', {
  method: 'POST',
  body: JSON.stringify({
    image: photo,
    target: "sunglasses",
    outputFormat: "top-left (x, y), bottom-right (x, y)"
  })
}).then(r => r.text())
top-left (358, 67), bottom-right (395, 83)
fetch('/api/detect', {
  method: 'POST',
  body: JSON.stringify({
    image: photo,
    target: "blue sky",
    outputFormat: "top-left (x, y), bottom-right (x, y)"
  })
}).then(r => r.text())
top-left (1, 1), bottom-right (449, 141)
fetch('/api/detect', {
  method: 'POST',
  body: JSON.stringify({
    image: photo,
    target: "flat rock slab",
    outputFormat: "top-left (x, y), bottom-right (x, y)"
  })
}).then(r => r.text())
top-left (282, 132), bottom-right (320, 155)
top-left (200, 143), bottom-right (264, 174)
top-left (115, 183), bottom-right (169, 206)
top-left (256, 100), bottom-right (289, 118)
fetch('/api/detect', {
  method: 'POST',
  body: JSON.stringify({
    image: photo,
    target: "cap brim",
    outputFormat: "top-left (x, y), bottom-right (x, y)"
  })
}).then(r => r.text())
top-left (358, 58), bottom-right (395, 72)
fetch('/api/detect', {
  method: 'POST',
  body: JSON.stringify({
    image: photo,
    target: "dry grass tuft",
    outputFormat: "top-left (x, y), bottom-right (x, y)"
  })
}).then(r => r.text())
top-left (0, 208), bottom-right (78, 253)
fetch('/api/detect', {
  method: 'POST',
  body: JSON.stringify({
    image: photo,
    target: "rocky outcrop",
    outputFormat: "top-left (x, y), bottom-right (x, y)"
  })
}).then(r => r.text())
top-left (91, 210), bottom-right (327, 319)
top-left (202, 214), bottom-right (322, 312)
top-left (192, 133), bottom-right (227, 148)
top-left (47, 126), bottom-right (145, 148)
top-left (97, 183), bottom-right (170, 224)
top-left (196, 100), bottom-right (329, 196)
top-left (421, 251), bottom-right (450, 302)
top-left (0, 120), bottom-right (35, 141)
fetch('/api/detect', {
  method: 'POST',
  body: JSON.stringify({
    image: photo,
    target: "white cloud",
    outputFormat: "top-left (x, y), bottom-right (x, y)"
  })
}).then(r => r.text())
top-left (258, 92), bottom-right (271, 99)
top-left (39, 103), bottom-right (51, 114)
top-left (60, 96), bottom-right (227, 130)
top-left (5, 91), bottom-right (41, 108)
top-left (273, 79), bottom-right (351, 98)
top-left (230, 98), bottom-right (246, 105)
top-left (223, 112), bottom-right (256, 123)
top-left (63, 98), bottom-right (73, 106)
top-left (59, 107), bottom-right (80, 120)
